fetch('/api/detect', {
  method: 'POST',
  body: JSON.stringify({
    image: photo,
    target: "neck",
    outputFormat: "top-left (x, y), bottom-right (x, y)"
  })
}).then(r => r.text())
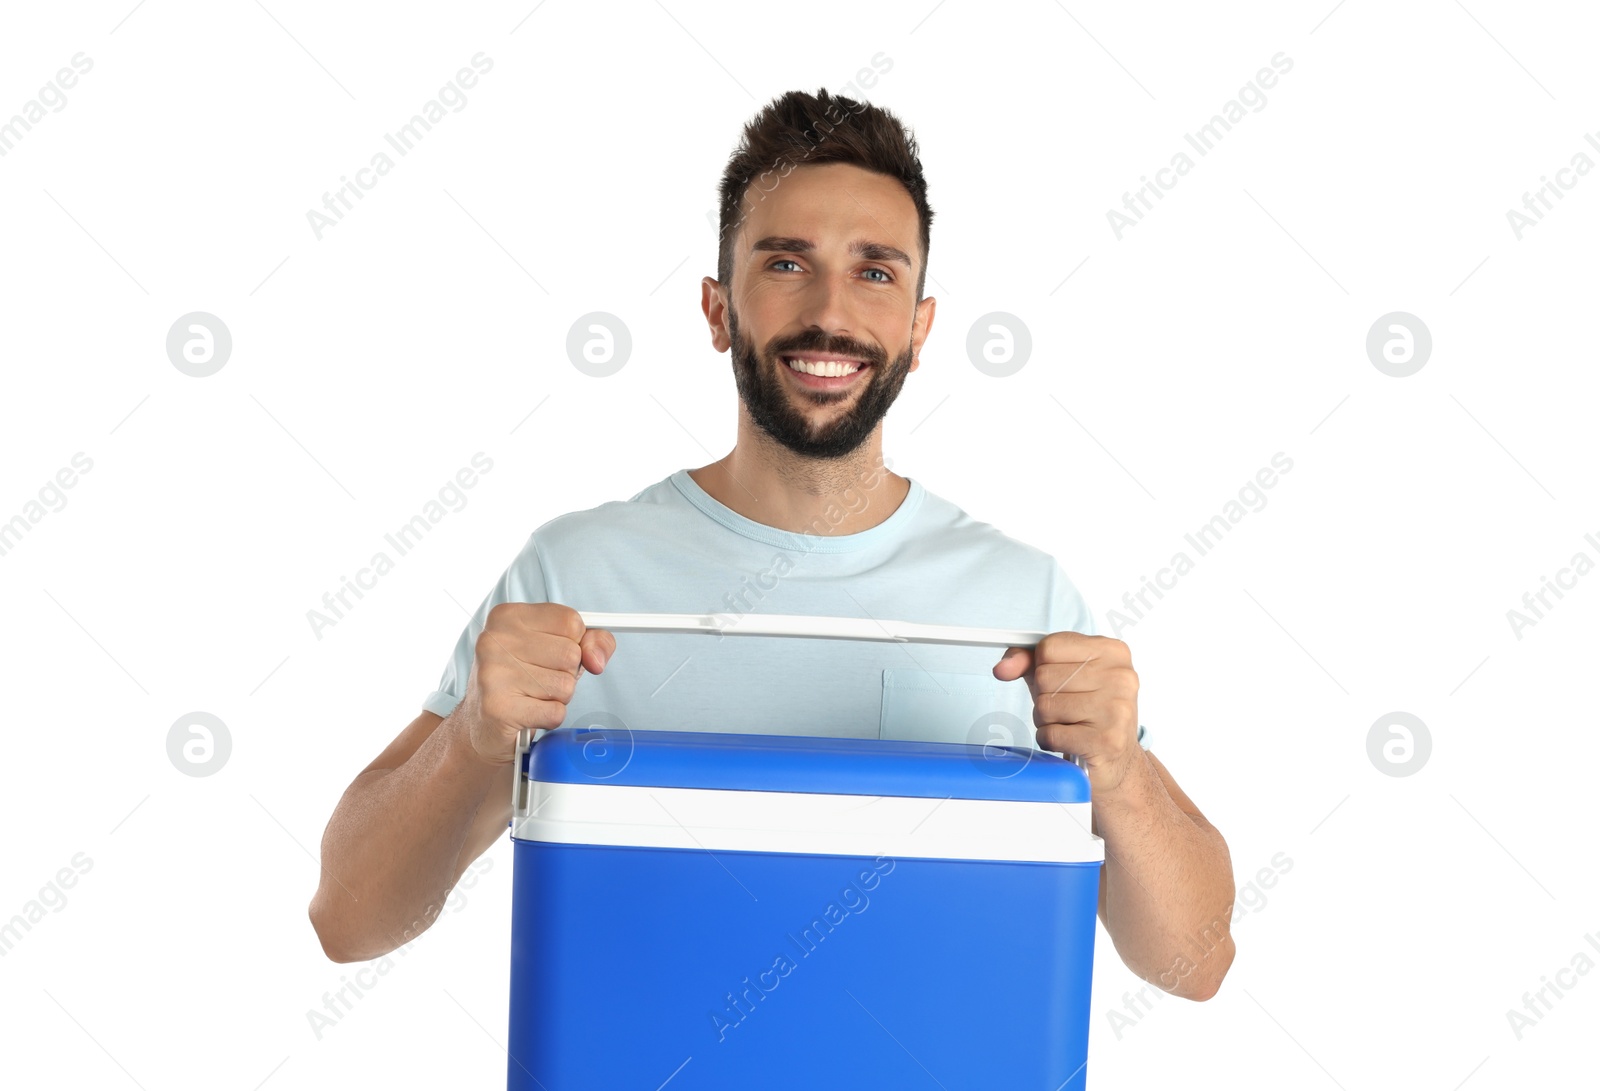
top-left (689, 428), bottom-right (907, 537)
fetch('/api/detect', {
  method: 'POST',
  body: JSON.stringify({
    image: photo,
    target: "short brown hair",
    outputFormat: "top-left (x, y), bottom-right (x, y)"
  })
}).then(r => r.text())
top-left (716, 88), bottom-right (934, 302)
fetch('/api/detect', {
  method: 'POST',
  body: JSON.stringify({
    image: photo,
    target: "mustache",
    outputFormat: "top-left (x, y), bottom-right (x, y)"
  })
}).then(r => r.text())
top-left (767, 335), bottom-right (885, 367)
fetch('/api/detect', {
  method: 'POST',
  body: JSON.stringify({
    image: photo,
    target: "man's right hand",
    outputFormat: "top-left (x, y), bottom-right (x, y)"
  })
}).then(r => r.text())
top-left (453, 602), bottom-right (616, 765)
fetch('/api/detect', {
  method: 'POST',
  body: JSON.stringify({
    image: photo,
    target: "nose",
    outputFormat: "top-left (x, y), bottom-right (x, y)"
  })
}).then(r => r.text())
top-left (792, 271), bottom-right (857, 346)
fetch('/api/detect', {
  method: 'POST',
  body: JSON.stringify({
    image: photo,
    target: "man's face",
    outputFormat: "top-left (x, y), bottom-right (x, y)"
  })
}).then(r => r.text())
top-left (711, 162), bottom-right (933, 461)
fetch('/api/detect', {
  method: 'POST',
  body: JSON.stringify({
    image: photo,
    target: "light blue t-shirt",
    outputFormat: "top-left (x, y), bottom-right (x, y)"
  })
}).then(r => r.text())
top-left (423, 468), bottom-right (1147, 751)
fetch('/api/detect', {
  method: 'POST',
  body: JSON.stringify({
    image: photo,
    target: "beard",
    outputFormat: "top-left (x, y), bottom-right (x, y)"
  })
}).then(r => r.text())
top-left (727, 305), bottom-right (915, 461)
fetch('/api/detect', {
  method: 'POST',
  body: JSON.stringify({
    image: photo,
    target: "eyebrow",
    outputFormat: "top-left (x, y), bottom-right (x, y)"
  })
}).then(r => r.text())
top-left (749, 236), bottom-right (914, 270)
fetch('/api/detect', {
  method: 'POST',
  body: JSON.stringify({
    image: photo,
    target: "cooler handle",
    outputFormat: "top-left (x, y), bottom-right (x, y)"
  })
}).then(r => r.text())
top-left (573, 610), bottom-right (1050, 648)
top-left (511, 611), bottom-right (1062, 821)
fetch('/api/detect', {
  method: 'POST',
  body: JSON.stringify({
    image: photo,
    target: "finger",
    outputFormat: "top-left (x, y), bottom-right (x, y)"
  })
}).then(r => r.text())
top-left (579, 628), bottom-right (615, 675)
top-left (993, 632), bottom-right (1115, 682)
top-left (1036, 722), bottom-right (1097, 757)
top-left (1047, 631), bottom-right (1129, 667)
top-left (1034, 659), bottom-right (1100, 700)
top-left (479, 627), bottom-right (580, 689)
top-left (1029, 688), bottom-right (1101, 730)
top-left (479, 657), bottom-right (578, 715)
top-left (1037, 721), bottom-right (1133, 766)
top-left (991, 646), bottom-right (1034, 682)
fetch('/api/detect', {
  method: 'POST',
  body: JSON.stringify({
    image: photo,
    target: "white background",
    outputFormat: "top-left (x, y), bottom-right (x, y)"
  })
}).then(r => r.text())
top-left (2, 1), bottom-right (1596, 1087)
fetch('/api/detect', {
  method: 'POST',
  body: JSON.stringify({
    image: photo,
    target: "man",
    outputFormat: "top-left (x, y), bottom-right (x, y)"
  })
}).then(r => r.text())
top-left (310, 88), bottom-right (1236, 1002)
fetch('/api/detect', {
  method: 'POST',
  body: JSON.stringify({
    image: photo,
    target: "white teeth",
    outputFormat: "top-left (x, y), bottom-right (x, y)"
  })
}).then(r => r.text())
top-left (784, 357), bottom-right (864, 377)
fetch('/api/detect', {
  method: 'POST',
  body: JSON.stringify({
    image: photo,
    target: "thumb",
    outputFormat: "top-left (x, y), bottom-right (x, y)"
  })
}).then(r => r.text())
top-left (992, 646), bottom-right (1033, 681)
top-left (578, 628), bottom-right (614, 675)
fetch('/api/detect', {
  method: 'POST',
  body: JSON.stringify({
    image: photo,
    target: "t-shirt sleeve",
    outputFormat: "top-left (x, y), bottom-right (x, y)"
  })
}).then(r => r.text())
top-left (1046, 558), bottom-right (1150, 750)
top-left (421, 533), bottom-right (551, 719)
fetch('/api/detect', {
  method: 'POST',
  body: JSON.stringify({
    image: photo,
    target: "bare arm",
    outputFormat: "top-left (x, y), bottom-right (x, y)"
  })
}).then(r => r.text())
top-left (308, 602), bottom-right (616, 963)
top-left (307, 708), bottom-right (513, 963)
top-left (994, 632), bottom-right (1235, 1000)
top-left (1093, 748), bottom-right (1235, 1000)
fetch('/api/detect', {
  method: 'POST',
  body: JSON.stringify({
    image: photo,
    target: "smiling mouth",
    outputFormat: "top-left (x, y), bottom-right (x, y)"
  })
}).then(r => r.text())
top-left (780, 356), bottom-right (870, 378)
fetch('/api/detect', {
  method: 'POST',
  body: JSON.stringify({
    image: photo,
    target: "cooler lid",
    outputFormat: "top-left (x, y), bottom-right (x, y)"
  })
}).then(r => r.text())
top-left (526, 726), bottom-right (1091, 803)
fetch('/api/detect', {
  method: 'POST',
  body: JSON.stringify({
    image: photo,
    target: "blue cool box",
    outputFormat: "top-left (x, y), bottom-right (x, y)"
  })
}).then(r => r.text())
top-left (507, 726), bottom-right (1105, 1090)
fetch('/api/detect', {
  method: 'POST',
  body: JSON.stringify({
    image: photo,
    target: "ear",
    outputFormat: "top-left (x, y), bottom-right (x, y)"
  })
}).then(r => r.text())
top-left (909, 295), bottom-right (936, 372)
top-left (701, 276), bottom-right (731, 353)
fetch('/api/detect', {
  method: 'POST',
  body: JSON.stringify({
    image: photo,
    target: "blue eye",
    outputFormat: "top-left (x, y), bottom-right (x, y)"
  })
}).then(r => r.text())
top-left (863, 268), bottom-right (893, 283)
top-left (771, 259), bottom-right (801, 272)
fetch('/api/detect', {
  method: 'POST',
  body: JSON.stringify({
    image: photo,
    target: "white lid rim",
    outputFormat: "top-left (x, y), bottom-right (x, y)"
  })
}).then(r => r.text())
top-left (510, 782), bottom-right (1105, 865)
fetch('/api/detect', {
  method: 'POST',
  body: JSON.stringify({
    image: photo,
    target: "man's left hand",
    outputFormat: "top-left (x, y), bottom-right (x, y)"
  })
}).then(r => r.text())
top-left (992, 632), bottom-right (1142, 798)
